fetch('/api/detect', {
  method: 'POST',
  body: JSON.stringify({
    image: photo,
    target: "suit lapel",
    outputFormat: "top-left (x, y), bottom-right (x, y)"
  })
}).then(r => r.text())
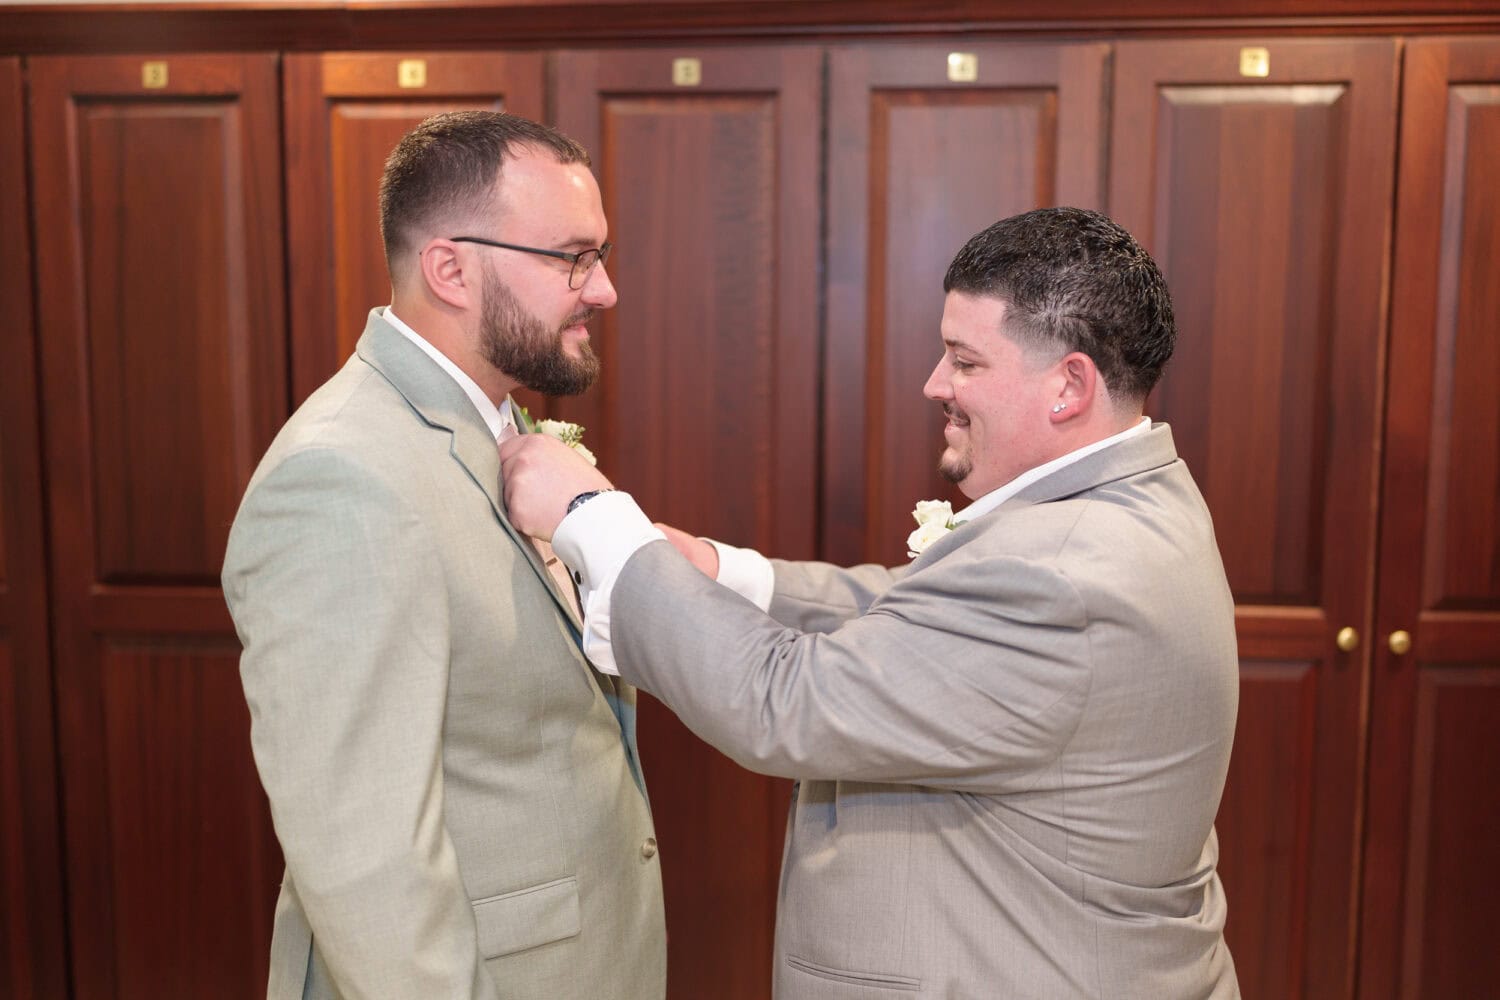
top-left (354, 310), bottom-right (583, 637)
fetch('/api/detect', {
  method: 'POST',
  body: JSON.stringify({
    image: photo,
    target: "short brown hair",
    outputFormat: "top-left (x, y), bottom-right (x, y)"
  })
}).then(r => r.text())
top-left (944, 207), bottom-right (1176, 405)
top-left (378, 110), bottom-right (590, 272)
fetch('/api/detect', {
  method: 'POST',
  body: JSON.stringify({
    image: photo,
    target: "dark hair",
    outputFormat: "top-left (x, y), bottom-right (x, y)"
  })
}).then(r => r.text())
top-left (378, 110), bottom-right (590, 272)
top-left (943, 207), bottom-right (1175, 404)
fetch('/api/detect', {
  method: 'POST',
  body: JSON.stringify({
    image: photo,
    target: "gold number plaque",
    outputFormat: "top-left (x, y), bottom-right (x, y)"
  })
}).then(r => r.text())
top-left (947, 52), bottom-right (978, 83)
top-left (1239, 47), bottom-right (1271, 78)
top-left (141, 61), bottom-right (168, 89)
top-left (672, 58), bottom-right (702, 87)
top-left (397, 59), bottom-right (428, 89)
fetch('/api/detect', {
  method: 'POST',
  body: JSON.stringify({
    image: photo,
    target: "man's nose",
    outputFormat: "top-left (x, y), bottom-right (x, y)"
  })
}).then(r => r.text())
top-left (581, 262), bottom-right (618, 309)
top-left (923, 360), bottom-right (951, 401)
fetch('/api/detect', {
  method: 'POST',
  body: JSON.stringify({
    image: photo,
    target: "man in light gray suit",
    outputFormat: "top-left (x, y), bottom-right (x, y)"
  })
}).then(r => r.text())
top-left (502, 208), bottom-right (1240, 998)
top-left (223, 112), bottom-right (665, 1000)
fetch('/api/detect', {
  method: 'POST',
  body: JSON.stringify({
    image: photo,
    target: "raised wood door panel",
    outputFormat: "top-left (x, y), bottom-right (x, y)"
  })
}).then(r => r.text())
top-left (28, 53), bottom-right (286, 1000)
top-left (823, 42), bottom-right (1108, 566)
top-left (1110, 39), bottom-right (1398, 1000)
top-left (1361, 36), bottom-right (1500, 1000)
top-left (0, 56), bottom-right (69, 1000)
top-left (554, 46), bottom-right (820, 1000)
top-left (283, 51), bottom-right (546, 405)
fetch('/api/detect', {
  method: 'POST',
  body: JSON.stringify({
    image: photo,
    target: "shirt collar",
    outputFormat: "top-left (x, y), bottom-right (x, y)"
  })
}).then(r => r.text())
top-left (384, 306), bottom-right (516, 441)
top-left (952, 416), bottom-right (1152, 524)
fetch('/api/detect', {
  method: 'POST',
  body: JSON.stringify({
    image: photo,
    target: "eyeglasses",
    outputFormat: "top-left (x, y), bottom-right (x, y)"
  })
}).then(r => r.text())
top-left (451, 236), bottom-right (613, 290)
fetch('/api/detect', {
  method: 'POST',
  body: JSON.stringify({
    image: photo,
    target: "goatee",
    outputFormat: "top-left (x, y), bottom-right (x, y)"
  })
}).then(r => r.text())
top-left (938, 404), bottom-right (971, 483)
top-left (939, 452), bottom-right (971, 484)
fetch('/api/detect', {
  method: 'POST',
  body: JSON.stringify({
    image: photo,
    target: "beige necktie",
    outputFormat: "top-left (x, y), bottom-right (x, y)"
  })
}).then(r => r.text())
top-left (498, 421), bottom-right (583, 624)
top-left (535, 537), bottom-right (583, 624)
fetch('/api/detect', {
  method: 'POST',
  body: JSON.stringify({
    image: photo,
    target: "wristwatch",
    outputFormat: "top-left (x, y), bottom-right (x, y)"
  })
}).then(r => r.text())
top-left (566, 488), bottom-right (615, 516)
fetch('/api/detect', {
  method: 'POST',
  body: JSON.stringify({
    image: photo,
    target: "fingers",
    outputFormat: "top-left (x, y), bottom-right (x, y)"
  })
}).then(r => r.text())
top-left (499, 434), bottom-right (614, 541)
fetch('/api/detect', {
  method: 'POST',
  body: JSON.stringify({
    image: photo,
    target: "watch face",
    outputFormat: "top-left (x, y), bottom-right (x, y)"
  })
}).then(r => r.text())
top-left (567, 488), bottom-right (612, 515)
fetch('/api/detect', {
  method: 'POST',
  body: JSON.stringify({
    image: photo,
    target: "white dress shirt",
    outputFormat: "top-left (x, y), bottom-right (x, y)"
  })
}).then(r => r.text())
top-left (554, 417), bottom-right (1151, 675)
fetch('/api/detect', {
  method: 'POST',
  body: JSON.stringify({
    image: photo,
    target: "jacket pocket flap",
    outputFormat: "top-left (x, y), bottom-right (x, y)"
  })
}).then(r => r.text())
top-left (472, 876), bottom-right (581, 959)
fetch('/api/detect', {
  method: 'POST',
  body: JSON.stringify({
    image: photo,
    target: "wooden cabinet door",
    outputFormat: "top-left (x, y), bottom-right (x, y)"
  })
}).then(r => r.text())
top-left (1360, 36), bottom-right (1500, 1000)
top-left (553, 45), bottom-right (821, 1000)
top-left (824, 41), bottom-right (1109, 565)
top-left (28, 53), bottom-right (288, 1000)
top-left (1110, 39), bottom-right (1398, 1000)
top-left (0, 55), bottom-right (69, 1000)
top-left (283, 51), bottom-right (544, 403)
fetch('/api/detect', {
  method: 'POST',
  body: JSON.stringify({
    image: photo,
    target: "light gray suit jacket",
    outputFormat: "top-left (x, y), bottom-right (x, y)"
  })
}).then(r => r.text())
top-left (612, 424), bottom-right (1239, 999)
top-left (223, 310), bottom-right (665, 1000)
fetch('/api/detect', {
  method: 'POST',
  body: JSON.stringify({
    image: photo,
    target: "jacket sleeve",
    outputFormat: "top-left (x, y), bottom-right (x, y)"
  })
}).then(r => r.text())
top-left (223, 448), bottom-right (499, 1000)
top-left (766, 558), bottom-right (906, 634)
top-left (614, 540), bottom-right (1091, 794)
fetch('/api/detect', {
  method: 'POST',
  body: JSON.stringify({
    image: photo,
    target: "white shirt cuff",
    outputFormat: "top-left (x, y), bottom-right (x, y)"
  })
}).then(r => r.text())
top-left (708, 539), bottom-right (775, 612)
top-left (552, 491), bottom-right (664, 675)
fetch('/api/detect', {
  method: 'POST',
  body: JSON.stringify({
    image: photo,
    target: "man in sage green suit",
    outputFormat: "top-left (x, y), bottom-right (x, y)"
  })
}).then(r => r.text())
top-left (502, 208), bottom-right (1240, 998)
top-left (223, 112), bottom-right (665, 1000)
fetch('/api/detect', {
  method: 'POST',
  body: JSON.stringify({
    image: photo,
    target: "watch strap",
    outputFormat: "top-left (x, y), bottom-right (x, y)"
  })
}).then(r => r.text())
top-left (566, 488), bottom-right (615, 516)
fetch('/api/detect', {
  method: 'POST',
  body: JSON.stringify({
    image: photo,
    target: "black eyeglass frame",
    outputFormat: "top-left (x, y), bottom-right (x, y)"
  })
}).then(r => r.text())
top-left (450, 236), bottom-right (612, 290)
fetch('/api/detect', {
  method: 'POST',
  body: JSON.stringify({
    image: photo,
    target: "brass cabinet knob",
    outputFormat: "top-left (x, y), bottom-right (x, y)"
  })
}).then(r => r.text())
top-left (1335, 627), bottom-right (1359, 652)
top-left (1388, 630), bottom-right (1412, 655)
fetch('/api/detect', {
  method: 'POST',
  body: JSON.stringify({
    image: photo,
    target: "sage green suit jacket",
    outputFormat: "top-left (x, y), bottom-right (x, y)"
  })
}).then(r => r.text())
top-left (223, 310), bottom-right (665, 1000)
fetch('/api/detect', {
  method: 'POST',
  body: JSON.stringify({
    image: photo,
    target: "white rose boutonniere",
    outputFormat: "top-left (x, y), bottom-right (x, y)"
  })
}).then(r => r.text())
top-left (535, 418), bottom-right (597, 466)
top-left (906, 499), bottom-right (957, 558)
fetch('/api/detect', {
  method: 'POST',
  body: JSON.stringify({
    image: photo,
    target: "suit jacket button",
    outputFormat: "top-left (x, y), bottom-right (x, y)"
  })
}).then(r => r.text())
top-left (641, 837), bottom-right (658, 860)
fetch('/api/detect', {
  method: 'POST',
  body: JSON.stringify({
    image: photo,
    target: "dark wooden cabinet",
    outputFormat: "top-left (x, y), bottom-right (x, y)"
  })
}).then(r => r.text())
top-left (4, 13), bottom-right (1499, 1000)
top-left (0, 55), bottom-right (70, 1000)
top-left (822, 41), bottom-right (1110, 566)
top-left (1360, 36), bottom-right (1500, 1000)
top-left (27, 52), bottom-right (289, 999)
top-left (552, 45), bottom-right (822, 1000)
top-left (282, 51), bottom-right (546, 404)
top-left (1110, 38), bottom-right (1401, 1000)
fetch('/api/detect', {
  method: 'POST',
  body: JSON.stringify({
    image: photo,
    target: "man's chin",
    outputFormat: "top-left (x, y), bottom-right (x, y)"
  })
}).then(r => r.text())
top-left (562, 328), bottom-right (601, 360)
top-left (938, 451), bottom-right (971, 486)
top-left (541, 370), bottom-right (599, 397)
top-left (515, 354), bottom-right (601, 397)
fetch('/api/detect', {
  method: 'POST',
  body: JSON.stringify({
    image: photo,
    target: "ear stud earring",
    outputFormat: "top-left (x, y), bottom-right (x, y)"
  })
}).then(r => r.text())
top-left (1051, 403), bottom-right (1067, 413)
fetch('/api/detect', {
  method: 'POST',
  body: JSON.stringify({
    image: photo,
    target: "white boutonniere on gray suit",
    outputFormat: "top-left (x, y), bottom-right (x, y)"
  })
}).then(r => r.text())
top-left (907, 499), bottom-right (957, 558)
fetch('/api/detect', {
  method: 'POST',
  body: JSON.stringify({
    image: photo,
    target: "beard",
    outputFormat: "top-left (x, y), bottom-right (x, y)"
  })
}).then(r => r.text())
top-left (479, 265), bottom-right (601, 397)
top-left (937, 403), bottom-right (972, 483)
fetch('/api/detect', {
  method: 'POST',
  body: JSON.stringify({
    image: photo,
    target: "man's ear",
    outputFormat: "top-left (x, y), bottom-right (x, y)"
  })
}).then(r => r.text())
top-left (1050, 352), bottom-right (1100, 424)
top-left (418, 238), bottom-right (473, 311)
